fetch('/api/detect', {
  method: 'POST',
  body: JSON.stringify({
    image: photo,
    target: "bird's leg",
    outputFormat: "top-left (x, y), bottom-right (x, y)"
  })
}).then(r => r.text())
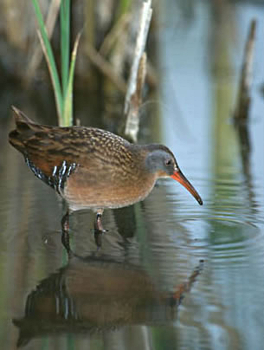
top-left (94, 209), bottom-right (106, 232)
top-left (61, 210), bottom-right (72, 257)
top-left (94, 209), bottom-right (107, 248)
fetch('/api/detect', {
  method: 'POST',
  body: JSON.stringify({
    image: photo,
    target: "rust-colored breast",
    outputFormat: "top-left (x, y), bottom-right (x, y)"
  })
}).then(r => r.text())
top-left (63, 164), bottom-right (156, 210)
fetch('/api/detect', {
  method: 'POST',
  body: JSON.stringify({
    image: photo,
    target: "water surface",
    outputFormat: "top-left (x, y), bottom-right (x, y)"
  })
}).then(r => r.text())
top-left (1, 1), bottom-right (264, 349)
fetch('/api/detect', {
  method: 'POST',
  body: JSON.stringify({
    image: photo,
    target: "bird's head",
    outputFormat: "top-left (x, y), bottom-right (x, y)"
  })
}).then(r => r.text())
top-left (145, 145), bottom-right (203, 205)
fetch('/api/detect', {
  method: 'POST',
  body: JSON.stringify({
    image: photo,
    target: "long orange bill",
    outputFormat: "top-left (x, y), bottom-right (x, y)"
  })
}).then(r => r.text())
top-left (171, 169), bottom-right (203, 205)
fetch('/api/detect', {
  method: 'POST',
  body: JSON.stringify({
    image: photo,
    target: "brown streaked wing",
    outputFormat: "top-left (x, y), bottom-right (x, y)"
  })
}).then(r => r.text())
top-left (21, 125), bottom-right (130, 178)
top-left (22, 131), bottom-right (77, 177)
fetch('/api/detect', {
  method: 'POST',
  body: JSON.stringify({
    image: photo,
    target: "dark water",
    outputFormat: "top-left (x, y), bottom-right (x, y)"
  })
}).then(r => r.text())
top-left (1, 1), bottom-right (264, 349)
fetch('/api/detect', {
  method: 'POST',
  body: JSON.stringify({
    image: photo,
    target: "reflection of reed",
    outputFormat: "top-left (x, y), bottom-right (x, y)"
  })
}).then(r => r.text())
top-left (13, 255), bottom-right (203, 347)
top-left (236, 124), bottom-right (250, 177)
top-left (235, 123), bottom-right (258, 216)
top-left (209, 0), bottom-right (256, 207)
top-left (233, 19), bottom-right (257, 212)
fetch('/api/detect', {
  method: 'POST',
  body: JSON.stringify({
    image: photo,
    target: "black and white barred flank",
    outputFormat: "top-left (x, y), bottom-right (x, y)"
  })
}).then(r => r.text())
top-left (25, 157), bottom-right (77, 193)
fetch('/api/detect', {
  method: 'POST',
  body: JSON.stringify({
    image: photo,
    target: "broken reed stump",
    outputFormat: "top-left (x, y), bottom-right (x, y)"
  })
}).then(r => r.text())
top-left (234, 19), bottom-right (257, 123)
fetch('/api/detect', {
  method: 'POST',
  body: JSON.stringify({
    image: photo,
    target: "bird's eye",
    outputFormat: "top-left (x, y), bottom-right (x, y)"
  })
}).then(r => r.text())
top-left (165, 159), bottom-right (172, 166)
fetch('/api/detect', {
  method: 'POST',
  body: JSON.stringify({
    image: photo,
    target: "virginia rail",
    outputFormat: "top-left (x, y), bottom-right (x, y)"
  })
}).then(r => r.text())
top-left (9, 107), bottom-right (203, 251)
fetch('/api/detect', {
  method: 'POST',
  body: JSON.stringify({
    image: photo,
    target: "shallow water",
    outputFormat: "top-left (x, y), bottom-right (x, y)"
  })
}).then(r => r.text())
top-left (1, 1), bottom-right (264, 349)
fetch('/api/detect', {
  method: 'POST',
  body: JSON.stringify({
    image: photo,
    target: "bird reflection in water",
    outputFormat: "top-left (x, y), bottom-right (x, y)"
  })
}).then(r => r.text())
top-left (13, 255), bottom-right (204, 347)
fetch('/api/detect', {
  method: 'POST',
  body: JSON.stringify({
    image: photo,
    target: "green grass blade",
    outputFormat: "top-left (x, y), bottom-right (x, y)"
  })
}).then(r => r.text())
top-left (63, 32), bottom-right (81, 126)
top-left (60, 0), bottom-right (70, 100)
top-left (32, 0), bottom-right (63, 122)
top-left (116, 0), bottom-right (131, 18)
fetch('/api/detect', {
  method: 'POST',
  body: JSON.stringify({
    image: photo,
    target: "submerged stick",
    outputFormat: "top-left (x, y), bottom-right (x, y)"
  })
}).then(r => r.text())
top-left (124, 0), bottom-right (153, 143)
top-left (234, 19), bottom-right (257, 123)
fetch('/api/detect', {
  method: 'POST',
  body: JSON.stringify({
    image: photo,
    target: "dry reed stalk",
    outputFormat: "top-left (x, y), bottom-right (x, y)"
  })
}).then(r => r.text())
top-left (124, 0), bottom-right (153, 142)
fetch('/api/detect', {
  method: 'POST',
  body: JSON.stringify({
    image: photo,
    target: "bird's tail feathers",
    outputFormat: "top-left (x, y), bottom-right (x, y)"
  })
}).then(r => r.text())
top-left (9, 106), bottom-right (37, 153)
